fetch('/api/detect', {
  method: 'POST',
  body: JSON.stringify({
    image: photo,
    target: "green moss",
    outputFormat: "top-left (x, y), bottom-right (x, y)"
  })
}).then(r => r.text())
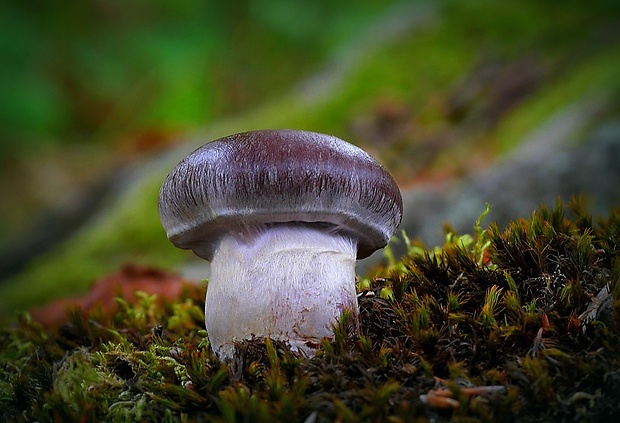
top-left (2, 200), bottom-right (620, 421)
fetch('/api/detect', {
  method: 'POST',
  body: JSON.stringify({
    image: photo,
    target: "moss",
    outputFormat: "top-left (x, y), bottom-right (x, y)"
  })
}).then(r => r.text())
top-left (2, 200), bottom-right (620, 422)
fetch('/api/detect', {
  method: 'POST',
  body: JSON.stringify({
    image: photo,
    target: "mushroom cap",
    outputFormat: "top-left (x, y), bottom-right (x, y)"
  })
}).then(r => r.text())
top-left (158, 129), bottom-right (403, 259)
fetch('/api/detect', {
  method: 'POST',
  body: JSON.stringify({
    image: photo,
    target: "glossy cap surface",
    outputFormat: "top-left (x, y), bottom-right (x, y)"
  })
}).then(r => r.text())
top-left (158, 129), bottom-right (403, 259)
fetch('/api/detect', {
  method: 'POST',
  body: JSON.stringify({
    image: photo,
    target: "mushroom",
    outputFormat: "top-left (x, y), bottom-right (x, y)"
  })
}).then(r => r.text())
top-left (158, 129), bottom-right (402, 359)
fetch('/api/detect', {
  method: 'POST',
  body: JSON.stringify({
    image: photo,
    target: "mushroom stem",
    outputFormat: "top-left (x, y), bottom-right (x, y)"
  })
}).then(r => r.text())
top-left (206, 224), bottom-right (359, 359)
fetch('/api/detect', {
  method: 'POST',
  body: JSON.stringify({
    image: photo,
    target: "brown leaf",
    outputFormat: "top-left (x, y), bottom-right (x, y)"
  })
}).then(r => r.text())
top-left (30, 263), bottom-right (196, 326)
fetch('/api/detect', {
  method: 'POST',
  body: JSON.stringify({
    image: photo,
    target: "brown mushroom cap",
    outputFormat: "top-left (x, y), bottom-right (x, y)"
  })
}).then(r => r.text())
top-left (158, 129), bottom-right (403, 259)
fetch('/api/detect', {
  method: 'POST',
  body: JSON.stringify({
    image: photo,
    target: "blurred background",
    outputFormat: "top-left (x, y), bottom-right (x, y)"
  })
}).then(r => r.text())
top-left (1, 0), bottom-right (620, 315)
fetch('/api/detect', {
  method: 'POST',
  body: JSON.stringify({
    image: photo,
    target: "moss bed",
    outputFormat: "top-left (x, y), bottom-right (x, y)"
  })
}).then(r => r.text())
top-left (2, 199), bottom-right (620, 422)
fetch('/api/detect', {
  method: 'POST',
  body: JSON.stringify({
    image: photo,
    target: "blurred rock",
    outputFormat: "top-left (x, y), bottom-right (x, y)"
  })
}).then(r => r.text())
top-left (359, 97), bottom-right (620, 272)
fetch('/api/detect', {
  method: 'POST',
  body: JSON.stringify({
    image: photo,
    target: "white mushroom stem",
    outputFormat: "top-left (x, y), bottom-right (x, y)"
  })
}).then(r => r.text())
top-left (206, 224), bottom-right (359, 359)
